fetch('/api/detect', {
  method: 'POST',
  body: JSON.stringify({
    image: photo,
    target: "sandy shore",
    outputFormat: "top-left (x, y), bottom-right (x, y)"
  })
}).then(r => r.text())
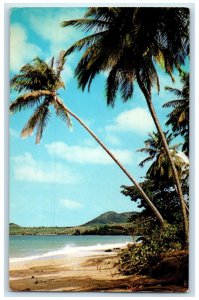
top-left (9, 252), bottom-right (134, 292)
top-left (9, 252), bottom-right (188, 293)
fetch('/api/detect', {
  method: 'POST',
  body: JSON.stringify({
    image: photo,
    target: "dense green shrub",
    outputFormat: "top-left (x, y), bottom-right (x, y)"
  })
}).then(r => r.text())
top-left (119, 224), bottom-right (183, 275)
top-left (122, 179), bottom-right (189, 225)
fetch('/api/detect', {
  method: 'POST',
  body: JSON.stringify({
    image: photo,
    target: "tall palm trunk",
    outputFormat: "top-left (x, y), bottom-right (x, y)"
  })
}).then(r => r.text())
top-left (137, 78), bottom-right (189, 241)
top-left (56, 98), bottom-right (166, 227)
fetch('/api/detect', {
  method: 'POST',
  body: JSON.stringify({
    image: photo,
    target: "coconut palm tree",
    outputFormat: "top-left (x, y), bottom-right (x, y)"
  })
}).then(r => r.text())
top-left (138, 131), bottom-right (189, 183)
top-left (10, 52), bottom-right (165, 226)
top-left (61, 7), bottom-right (189, 240)
top-left (163, 72), bottom-right (189, 156)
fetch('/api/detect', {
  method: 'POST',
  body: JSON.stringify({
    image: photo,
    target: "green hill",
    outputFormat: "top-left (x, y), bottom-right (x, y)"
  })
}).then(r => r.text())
top-left (82, 211), bottom-right (137, 226)
top-left (9, 211), bottom-right (139, 236)
top-left (9, 223), bottom-right (20, 227)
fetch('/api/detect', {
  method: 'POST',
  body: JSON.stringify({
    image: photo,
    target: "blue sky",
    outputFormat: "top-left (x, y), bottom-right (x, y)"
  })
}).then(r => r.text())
top-left (9, 7), bottom-right (189, 226)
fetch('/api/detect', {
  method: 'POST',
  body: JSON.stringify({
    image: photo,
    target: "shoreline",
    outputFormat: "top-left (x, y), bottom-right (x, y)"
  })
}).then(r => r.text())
top-left (9, 233), bottom-right (131, 236)
top-left (9, 248), bottom-right (117, 264)
top-left (9, 251), bottom-right (129, 292)
top-left (9, 250), bottom-right (188, 293)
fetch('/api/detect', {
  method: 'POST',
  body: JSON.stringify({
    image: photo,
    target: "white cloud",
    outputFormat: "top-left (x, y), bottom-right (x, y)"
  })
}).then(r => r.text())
top-left (106, 107), bottom-right (155, 135)
top-left (12, 152), bottom-right (79, 184)
top-left (60, 198), bottom-right (83, 209)
top-left (45, 142), bottom-right (133, 165)
top-left (81, 138), bottom-right (96, 147)
top-left (10, 24), bottom-right (41, 72)
top-left (28, 9), bottom-right (84, 58)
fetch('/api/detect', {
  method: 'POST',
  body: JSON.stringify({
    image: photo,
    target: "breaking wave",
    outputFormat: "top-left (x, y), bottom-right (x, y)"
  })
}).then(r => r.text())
top-left (9, 241), bottom-right (131, 263)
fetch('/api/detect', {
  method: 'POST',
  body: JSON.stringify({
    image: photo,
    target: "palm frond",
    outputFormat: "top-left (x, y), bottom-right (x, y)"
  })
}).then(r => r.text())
top-left (35, 106), bottom-right (51, 144)
top-left (163, 99), bottom-right (183, 108)
top-left (10, 90), bottom-right (52, 114)
top-left (21, 101), bottom-right (51, 140)
top-left (53, 98), bottom-right (72, 128)
top-left (61, 19), bottom-right (109, 32)
top-left (158, 49), bottom-right (175, 82)
top-left (138, 130), bottom-right (179, 180)
top-left (148, 58), bottom-right (160, 93)
top-left (139, 156), bottom-right (154, 167)
top-left (165, 86), bottom-right (182, 97)
top-left (55, 50), bottom-right (66, 78)
top-left (136, 64), bottom-right (153, 96)
top-left (10, 74), bottom-right (37, 93)
top-left (64, 31), bottom-right (108, 56)
top-left (164, 73), bottom-right (189, 147)
top-left (119, 72), bottom-right (134, 102)
top-left (10, 59), bottom-right (59, 92)
top-left (105, 67), bottom-right (119, 106)
top-left (85, 7), bottom-right (118, 20)
top-left (137, 147), bottom-right (158, 154)
top-left (75, 45), bottom-right (108, 92)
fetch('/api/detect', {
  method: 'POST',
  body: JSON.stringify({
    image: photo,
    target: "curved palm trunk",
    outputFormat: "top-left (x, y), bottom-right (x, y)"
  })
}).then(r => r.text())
top-left (173, 185), bottom-right (189, 213)
top-left (56, 98), bottom-right (166, 227)
top-left (137, 78), bottom-right (189, 241)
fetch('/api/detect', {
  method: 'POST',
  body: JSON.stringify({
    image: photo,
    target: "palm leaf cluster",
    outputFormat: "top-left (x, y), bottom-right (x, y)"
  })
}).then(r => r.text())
top-left (62, 7), bottom-right (189, 106)
top-left (138, 131), bottom-right (188, 182)
top-left (163, 72), bottom-right (189, 155)
top-left (10, 54), bottom-right (71, 144)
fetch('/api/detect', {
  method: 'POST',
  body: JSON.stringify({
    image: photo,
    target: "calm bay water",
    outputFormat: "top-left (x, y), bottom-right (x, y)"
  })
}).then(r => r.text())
top-left (9, 235), bottom-right (134, 262)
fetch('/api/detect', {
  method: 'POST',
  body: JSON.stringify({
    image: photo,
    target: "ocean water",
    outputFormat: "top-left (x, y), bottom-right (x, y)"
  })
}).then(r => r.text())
top-left (9, 235), bottom-right (135, 262)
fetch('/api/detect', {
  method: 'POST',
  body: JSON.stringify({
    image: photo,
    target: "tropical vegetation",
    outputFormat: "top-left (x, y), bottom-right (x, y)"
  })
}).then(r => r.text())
top-left (137, 131), bottom-right (189, 182)
top-left (163, 72), bottom-right (189, 156)
top-left (120, 93), bottom-right (189, 274)
top-left (61, 7), bottom-right (189, 240)
top-left (119, 224), bottom-right (185, 276)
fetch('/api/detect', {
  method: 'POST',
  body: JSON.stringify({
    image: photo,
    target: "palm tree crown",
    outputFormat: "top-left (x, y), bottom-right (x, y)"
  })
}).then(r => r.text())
top-left (138, 131), bottom-right (188, 182)
top-left (163, 72), bottom-right (189, 156)
top-left (62, 7), bottom-right (189, 105)
top-left (10, 52), bottom-right (71, 144)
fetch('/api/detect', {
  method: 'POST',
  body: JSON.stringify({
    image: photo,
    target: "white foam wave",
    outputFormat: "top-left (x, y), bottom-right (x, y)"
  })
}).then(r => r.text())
top-left (10, 241), bottom-right (131, 263)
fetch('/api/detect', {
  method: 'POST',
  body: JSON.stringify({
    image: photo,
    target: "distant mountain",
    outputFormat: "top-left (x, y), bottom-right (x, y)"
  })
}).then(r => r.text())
top-left (82, 211), bottom-right (138, 226)
top-left (9, 223), bottom-right (20, 227)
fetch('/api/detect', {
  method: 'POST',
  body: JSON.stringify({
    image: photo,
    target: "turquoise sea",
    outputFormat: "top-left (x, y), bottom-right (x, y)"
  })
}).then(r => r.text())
top-left (9, 235), bottom-right (135, 262)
